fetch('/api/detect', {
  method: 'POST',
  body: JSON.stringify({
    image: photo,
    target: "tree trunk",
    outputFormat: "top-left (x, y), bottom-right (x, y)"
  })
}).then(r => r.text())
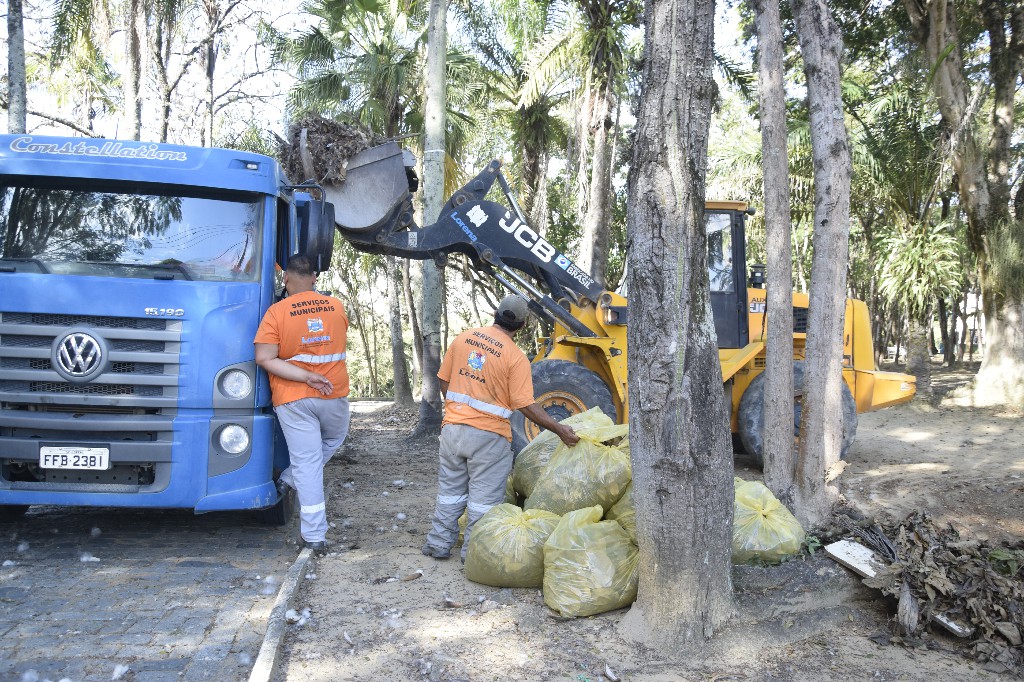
top-left (529, 152), bottom-right (551, 236)
top-left (906, 316), bottom-right (933, 401)
top-left (7, 0), bottom-right (27, 134)
top-left (791, 0), bottom-right (852, 528)
top-left (578, 80), bottom-right (614, 287)
top-left (388, 256), bottom-right (414, 408)
top-left (905, 0), bottom-right (1024, 406)
top-left (618, 0), bottom-right (733, 653)
top-left (415, 0), bottom-right (447, 435)
top-left (753, 0), bottom-right (796, 506)
top-left (125, 0), bottom-right (144, 141)
top-left (403, 259), bottom-right (423, 389)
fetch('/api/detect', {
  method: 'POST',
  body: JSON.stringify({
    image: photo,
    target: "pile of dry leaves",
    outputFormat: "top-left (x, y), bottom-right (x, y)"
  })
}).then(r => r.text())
top-left (855, 512), bottom-right (1023, 674)
top-left (278, 116), bottom-right (381, 184)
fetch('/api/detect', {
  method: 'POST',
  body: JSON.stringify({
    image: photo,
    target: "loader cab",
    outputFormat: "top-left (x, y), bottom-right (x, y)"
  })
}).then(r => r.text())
top-left (705, 202), bottom-right (750, 349)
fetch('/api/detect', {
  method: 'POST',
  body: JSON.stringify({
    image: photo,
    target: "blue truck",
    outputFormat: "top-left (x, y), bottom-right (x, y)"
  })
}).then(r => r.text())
top-left (0, 134), bottom-right (338, 523)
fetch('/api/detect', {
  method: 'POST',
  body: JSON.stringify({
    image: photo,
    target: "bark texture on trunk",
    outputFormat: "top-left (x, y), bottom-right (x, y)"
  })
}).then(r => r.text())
top-left (7, 0), bottom-right (27, 134)
top-left (387, 256), bottom-right (414, 408)
top-left (753, 0), bottom-right (796, 505)
top-left (617, 0), bottom-right (733, 652)
top-left (126, 0), bottom-right (144, 141)
top-left (906, 317), bottom-right (933, 401)
top-left (416, 0), bottom-right (448, 434)
top-left (578, 80), bottom-right (614, 287)
top-left (791, 0), bottom-right (851, 528)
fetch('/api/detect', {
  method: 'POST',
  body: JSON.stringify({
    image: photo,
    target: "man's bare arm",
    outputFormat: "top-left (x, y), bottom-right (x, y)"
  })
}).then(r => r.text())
top-left (254, 343), bottom-right (333, 395)
top-left (519, 403), bottom-right (580, 447)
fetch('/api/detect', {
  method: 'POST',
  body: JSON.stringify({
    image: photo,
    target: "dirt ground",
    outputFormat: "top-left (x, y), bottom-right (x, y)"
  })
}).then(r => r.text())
top-left (276, 365), bottom-right (1023, 681)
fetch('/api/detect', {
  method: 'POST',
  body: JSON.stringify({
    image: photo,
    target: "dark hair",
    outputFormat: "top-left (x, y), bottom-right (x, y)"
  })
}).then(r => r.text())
top-left (493, 313), bottom-right (525, 333)
top-left (286, 255), bottom-right (316, 277)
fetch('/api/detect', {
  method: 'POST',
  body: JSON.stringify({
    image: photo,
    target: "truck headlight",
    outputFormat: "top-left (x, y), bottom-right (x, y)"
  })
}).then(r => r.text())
top-left (219, 424), bottom-right (250, 454)
top-left (219, 369), bottom-right (253, 399)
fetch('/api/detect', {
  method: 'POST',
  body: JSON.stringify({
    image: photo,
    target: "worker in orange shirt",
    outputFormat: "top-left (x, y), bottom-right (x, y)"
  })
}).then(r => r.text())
top-left (423, 295), bottom-right (579, 561)
top-left (255, 255), bottom-right (350, 555)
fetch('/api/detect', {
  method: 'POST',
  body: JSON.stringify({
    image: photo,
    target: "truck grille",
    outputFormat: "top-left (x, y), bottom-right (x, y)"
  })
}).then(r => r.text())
top-left (0, 312), bottom-right (181, 409)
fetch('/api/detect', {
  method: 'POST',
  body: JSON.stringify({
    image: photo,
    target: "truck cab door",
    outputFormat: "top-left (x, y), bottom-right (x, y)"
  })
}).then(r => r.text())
top-left (706, 210), bottom-right (749, 349)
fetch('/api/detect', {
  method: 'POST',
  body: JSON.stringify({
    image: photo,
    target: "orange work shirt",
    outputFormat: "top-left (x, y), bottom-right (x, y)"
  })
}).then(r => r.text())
top-left (254, 290), bottom-right (350, 406)
top-left (437, 326), bottom-right (535, 440)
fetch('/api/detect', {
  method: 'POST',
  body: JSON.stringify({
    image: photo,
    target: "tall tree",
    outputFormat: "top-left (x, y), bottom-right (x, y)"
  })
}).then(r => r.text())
top-left (904, 0), bottom-right (1024, 406)
top-left (7, 0), bottom-right (28, 134)
top-left (619, 0), bottom-right (733, 651)
top-left (791, 0), bottom-right (853, 527)
top-left (752, 0), bottom-right (796, 503)
top-left (416, 0), bottom-right (448, 435)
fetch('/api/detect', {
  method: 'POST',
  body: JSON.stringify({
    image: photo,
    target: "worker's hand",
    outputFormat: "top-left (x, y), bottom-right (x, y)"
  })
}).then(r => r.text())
top-left (305, 372), bottom-right (333, 395)
top-left (554, 424), bottom-right (579, 448)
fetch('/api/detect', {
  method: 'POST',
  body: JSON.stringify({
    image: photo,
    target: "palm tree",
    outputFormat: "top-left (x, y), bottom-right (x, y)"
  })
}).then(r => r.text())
top-left (270, 0), bottom-right (484, 408)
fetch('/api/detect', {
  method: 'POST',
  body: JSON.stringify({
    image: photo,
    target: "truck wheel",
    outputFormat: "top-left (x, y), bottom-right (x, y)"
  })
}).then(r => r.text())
top-left (0, 505), bottom-right (29, 523)
top-left (254, 484), bottom-right (296, 526)
top-left (737, 360), bottom-right (858, 468)
top-left (511, 360), bottom-right (618, 454)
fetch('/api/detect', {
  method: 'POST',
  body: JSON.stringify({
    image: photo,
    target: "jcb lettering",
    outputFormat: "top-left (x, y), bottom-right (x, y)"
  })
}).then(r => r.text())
top-left (501, 212), bottom-right (554, 263)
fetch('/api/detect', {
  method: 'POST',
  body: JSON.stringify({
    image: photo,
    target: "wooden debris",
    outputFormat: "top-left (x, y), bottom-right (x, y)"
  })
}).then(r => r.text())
top-left (824, 539), bottom-right (974, 639)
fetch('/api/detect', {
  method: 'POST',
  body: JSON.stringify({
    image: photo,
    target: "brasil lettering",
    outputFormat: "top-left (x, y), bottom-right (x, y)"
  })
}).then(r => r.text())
top-left (10, 137), bottom-right (188, 162)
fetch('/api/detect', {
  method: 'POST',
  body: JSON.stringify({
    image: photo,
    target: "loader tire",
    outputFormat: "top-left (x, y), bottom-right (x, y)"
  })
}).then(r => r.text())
top-left (737, 360), bottom-right (858, 469)
top-left (511, 360), bottom-right (618, 454)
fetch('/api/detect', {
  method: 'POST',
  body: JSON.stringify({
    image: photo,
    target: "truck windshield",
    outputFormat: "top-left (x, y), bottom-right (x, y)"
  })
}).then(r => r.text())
top-left (0, 179), bottom-right (262, 281)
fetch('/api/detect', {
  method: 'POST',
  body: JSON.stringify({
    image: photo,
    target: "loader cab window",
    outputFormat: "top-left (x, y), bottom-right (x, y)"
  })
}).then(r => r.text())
top-left (706, 213), bottom-right (734, 293)
top-left (705, 209), bottom-right (748, 349)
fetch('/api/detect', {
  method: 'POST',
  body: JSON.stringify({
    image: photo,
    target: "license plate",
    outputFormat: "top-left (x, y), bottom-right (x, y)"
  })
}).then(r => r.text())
top-left (39, 446), bottom-right (110, 470)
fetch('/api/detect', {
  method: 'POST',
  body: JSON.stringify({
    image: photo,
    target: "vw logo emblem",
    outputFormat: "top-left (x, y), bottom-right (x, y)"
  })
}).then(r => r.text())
top-left (56, 332), bottom-right (103, 378)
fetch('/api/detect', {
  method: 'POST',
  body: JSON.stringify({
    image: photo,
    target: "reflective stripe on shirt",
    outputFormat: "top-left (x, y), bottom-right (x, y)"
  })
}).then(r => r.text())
top-left (283, 352), bottom-right (347, 364)
top-left (446, 391), bottom-right (513, 419)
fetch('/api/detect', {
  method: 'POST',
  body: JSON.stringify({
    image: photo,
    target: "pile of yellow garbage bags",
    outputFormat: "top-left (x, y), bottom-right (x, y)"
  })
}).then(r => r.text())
top-left (464, 408), bottom-right (805, 618)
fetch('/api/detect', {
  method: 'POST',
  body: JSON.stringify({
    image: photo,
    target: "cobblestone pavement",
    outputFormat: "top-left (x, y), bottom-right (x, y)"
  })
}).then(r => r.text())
top-left (0, 505), bottom-right (300, 682)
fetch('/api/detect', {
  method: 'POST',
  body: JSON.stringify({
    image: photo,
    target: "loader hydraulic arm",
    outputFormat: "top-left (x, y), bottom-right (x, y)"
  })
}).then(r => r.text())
top-left (329, 142), bottom-right (606, 338)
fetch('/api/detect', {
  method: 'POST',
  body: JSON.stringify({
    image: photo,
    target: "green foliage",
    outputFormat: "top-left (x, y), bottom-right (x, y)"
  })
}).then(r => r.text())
top-left (987, 548), bottom-right (1024, 577)
top-left (876, 221), bottom-right (964, 320)
top-left (986, 219), bottom-right (1024, 303)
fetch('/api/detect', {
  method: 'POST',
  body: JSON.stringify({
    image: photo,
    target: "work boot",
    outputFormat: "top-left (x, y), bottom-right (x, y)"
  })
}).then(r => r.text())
top-left (305, 540), bottom-right (330, 557)
top-left (421, 543), bottom-right (451, 560)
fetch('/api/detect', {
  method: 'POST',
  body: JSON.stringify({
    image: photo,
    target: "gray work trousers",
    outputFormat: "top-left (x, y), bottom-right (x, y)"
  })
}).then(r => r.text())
top-left (426, 424), bottom-right (513, 559)
top-left (275, 397), bottom-right (350, 543)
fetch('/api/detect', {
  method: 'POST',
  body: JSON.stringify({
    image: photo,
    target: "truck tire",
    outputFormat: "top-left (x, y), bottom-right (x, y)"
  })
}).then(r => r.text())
top-left (254, 484), bottom-right (296, 526)
top-left (737, 360), bottom-right (858, 468)
top-left (0, 505), bottom-right (29, 523)
top-left (511, 360), bottom-right (618, 454)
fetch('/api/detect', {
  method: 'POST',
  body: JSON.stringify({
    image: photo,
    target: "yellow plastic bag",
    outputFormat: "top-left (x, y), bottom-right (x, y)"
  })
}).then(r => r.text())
top-left (543, 506), bottom-right (639, 617)
top-left (524, 434), bottom-right (630, 516)
top-left (605, 481), bottom-right (635, 543)
top-left (512, 407), bottom-right (615, 498)
top-left (732, 480), bottom-right (805, 564)
top-left (465, 504), bottom-right (560, 588)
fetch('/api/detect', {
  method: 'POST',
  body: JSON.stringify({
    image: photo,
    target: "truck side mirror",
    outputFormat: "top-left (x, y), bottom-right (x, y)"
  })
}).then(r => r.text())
top-left (749, 264), bottom-right (766, 289)
top-left (296, 198), bottom-right (337, 273)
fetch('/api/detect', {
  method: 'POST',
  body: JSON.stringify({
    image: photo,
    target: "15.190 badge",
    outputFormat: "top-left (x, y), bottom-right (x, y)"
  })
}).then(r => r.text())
top-left (144, 308), bottom-right (185, 316)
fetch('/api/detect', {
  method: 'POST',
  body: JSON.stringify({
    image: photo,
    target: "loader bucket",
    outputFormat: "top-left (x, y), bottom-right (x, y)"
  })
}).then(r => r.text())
top-left (321, 141), bottom-right (414, 232)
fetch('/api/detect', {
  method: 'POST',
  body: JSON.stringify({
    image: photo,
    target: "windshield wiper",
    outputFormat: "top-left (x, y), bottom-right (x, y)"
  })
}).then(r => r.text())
top-left (142, 262), bottom-right (194, 281)
top-left (0, 258), bottom-right (51, 274)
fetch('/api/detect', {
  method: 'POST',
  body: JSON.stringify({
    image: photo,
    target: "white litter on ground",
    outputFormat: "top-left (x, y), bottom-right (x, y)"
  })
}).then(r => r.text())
top-left (79, 552), bottom-right (100, 563)
top-left (16, 542), bottom-right (29, 553)
top-left (112, 663), bottom-right (130, 680)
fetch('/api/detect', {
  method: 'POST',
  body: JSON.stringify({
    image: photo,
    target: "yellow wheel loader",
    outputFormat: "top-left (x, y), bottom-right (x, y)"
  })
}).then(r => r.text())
top-left (323, 143), bottom-right (916, 465)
